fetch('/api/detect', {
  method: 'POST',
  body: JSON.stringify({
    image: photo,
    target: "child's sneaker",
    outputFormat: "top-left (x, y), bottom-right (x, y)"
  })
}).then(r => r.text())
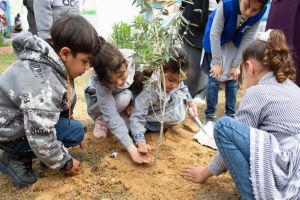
top-left (93, 117), bottom-right (108, 138)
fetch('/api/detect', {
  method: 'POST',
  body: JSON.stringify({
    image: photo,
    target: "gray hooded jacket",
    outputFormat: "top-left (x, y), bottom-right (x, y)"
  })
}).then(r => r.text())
top-left (34, 0), bottom-right (80, 40)
top-left (0, 32), bottom-right (72, 169)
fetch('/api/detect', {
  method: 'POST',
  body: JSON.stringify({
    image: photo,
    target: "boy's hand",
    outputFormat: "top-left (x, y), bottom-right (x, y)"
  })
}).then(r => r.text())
top-left (210, 64), bottom-right (222, 79)
top-left (228, 67), bottom-right (240, 80)
top-left (79, 142), bottom-right (85, 150)
top-left (187, 101), bottom-right (198, 120)
top-left (137, 141), bottom-right (152, 154)
top-left (64, 158), bottom-right (81, 176)
top-left (127, 144), bottom-right (153, 164)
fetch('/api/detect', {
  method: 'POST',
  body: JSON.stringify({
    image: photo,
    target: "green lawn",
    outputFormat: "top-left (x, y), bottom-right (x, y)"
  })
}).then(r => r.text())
top-left (0, 54), bottom-right (16, 74)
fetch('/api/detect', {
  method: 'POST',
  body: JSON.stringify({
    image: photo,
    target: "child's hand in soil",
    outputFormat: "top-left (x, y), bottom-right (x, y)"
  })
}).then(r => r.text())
top-left (137, 141), bottom-right (152, 154)
top-left (180, 165), bottom-right (212, 183)
top-left (127, 144), bottom-right (153, 164)
top-left (64, 158), bottom-right (81, 176)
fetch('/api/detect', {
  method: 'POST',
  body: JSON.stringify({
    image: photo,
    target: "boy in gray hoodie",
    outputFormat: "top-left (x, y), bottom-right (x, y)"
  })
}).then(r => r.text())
top-left (0, 15), bottom-right (100, 187)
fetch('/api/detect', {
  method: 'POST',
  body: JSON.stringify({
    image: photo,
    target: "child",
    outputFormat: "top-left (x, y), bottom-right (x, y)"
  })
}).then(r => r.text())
top-left (85, 40), bottom-right (152, 164)
top-left (0, 15), bottom-right (100, 187)
top-left (201, 0), bottom-right (268, 122)
top-left (182, 30), bottom-right (300, 199)
top-left (130, 47), bottom-right (198, 153)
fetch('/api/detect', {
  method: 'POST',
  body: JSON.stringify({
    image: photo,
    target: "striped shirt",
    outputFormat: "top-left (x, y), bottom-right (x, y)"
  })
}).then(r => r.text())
top-left (209, 72), bottom-right (300, 199)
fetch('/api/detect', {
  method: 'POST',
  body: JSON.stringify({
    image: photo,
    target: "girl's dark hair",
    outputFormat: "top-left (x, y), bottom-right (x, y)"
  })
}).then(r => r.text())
top-left (91, 40), bottom-right (127, 85)
top-left (51, 15), bottom-right (101, 56)
top-left (242, 29), bottom-right (296, 83)
top-left (164, 47), bottom-right (190, 75)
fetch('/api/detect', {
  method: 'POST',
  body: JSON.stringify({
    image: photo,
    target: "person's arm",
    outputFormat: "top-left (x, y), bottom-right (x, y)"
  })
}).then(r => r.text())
top-left (177, 81), bottom-right (198, 117)
top-left (235, 86), bottom-right (266, 127)
top-left (130, 85), bottom-right (155, 145)
top-left (177, 81), bottom-right (192, 102)
top-left (232, 20), bottom-right (261, 68)
top-left (210, 1), bottom-right (225, 68)
top-left (208, 86), bottom-right (267, 175)
top-left (94, 80), bottom-right (133, 148)
top-left (33, 0), bottom-right (53, 40)
top-left (208, 152), bottom-right (228, 175)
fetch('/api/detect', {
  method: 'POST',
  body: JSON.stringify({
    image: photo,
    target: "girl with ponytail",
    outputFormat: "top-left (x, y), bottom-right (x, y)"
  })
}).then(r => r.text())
top-left (181, 29), bottom-right (300, 199)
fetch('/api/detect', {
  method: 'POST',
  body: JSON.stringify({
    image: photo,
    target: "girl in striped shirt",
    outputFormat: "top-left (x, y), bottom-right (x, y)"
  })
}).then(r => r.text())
top-left (182, 29), bottom-right (300, 199)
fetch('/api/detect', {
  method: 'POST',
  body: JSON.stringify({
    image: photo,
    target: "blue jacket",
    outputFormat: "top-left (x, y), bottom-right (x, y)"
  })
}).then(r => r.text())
top-left (203, 0), bottom-right (266, 53)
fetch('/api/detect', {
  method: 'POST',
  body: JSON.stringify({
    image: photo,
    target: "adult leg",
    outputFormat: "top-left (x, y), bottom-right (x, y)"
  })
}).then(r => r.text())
top-left (183, 44), bottom-right (208, 98)
top-left (225, 80), bottom-right (238, 117)
top-left (214, 116), bottom-right (254, 200)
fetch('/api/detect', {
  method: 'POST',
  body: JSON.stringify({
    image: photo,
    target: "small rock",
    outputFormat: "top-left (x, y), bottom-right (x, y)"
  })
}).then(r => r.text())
top-left (110, 151), bottom-right (119, 158)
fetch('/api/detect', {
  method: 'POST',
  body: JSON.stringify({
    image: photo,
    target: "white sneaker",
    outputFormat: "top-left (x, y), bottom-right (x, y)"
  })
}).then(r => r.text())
top-left (193, 96), bottom-right (206, 106)
top-left (93, 117), bottom-right (108, 138)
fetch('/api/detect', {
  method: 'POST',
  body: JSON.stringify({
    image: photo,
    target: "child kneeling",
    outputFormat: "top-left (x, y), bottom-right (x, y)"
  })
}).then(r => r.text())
top-left (85, 41), bottom-right (152, 164)
top-left (0, 16), bottom-right (100, 187)
top-left (130, 47), bottom-right (197, 154)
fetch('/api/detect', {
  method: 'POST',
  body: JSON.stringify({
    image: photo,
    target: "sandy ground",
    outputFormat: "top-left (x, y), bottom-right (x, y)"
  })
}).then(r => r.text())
top-left (0, 119), bottom-right (240, 200)
top-left (0, 70), bottom-right (241, 200)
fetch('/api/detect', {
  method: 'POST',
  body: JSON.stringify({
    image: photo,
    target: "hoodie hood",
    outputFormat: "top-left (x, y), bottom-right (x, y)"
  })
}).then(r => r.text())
top-left (12, 31), bottom-right (68, 78)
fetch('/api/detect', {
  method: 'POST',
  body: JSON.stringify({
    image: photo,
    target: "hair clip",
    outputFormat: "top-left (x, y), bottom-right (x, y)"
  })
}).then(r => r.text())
top-left (256, 29), bottom-right (273, 42)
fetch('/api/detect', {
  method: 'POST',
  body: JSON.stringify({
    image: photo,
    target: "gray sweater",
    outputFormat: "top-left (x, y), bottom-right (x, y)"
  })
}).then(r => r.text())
top-left (34, 0), bottom-right (80, 40)
top-left (0, 32), bottom-right (72, 169)
top-left (85, 49), bottom-right (136, 148)
top-left (130, 73), bottom-right (192, 144)
top-left (210, 1), bottom-right (260, 81)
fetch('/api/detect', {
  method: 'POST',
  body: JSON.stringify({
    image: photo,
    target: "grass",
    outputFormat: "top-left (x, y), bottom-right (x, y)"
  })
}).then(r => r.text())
top-left (0, 54), bottom-right (16, 74)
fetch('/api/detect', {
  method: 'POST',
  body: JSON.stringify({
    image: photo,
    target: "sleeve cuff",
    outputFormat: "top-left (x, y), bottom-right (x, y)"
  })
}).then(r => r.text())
top-left (133, 131), bottom-right (145, 144)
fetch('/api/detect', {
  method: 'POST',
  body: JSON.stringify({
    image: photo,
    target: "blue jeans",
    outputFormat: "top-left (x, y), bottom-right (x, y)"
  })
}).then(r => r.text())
top-left (214, 116), bottom-right (255, 200)
top-left (145, 122), bottom-right (170, 132)
top-left (0, 117), bottom-right (85, 156)
top-left (205, 75), bottom-right (238, 120)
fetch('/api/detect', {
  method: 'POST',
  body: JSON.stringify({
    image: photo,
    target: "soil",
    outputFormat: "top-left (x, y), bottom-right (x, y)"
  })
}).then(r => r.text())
top-left (0, 70), bottom-right (242, 199)
top-left (0, 107), bottom-right (239, 200)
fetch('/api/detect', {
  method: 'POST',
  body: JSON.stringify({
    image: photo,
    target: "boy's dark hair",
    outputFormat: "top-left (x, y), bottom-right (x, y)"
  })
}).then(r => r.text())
top-left (131, 47), bottom-right (191, 95)
top-left (164, 47), bottom-right (190, 75)
top-left (51, 15), bottom-right (100, 56)
top-left (91, 40), bottom-right (127, 86)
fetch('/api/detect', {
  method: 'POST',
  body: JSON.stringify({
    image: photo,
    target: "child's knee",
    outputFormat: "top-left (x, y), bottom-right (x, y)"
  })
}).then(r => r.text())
top-left (71, 120), bottom-right (85, 143)
top-left (213, 116), bottom-right (234, 139)
top-left (115, 90), bottom-right (133, 113)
